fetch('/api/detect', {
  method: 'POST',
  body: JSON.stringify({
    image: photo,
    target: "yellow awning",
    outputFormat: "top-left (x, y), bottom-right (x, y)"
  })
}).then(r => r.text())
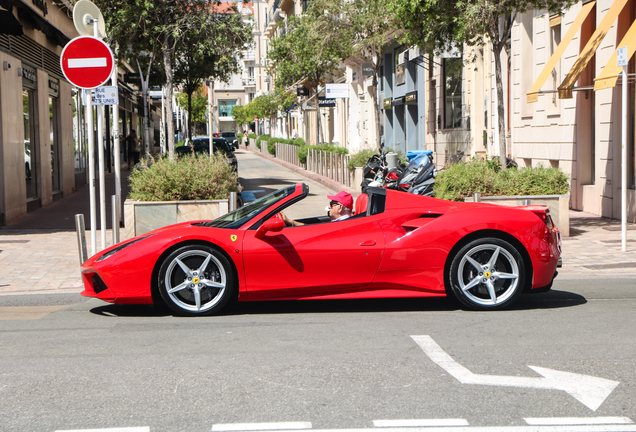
top-left (559, 0), bottom-right (630, 99)
top-left (527, 1), bottom-right (596, 103)
top-left (594, 20), bottom-right (636, 91)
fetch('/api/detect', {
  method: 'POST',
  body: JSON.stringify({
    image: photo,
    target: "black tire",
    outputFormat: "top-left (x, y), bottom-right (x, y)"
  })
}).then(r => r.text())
top-left (448, 237), bottom-right (525, 310)
top-left (158, 245), bottom-right (235, 316)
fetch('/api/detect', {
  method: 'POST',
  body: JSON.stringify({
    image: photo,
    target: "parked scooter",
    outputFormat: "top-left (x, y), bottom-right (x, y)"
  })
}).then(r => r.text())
top-left (394, 151), bottom-right (436, 196)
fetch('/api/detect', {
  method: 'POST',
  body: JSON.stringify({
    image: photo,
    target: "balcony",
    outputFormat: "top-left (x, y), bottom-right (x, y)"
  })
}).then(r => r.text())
top-left (242, 77), bottom-right (256, 88)
top-left (243, 50), bottom-right (255, 61)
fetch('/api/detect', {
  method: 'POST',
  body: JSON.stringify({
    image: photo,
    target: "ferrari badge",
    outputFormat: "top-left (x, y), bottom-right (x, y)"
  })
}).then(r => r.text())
top-left (231, 235), bottom-right (237, 242)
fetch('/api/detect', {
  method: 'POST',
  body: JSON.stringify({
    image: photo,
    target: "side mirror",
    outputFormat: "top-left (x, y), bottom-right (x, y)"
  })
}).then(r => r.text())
top-left (255, 218), bottom-right (285, 239)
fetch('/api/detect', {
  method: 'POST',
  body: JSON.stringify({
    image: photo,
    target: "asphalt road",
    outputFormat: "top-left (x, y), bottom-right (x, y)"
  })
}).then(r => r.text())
top-left (1, 278), bottom-right (635, 432)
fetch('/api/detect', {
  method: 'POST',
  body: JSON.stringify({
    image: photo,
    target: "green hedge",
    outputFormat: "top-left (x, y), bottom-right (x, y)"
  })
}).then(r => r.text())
top-left (434, 159), bottom-right (570, 201)
top-left (128, 154), bottom-right (240, 201)
top-left (347, 149), bottom-right (377, 171)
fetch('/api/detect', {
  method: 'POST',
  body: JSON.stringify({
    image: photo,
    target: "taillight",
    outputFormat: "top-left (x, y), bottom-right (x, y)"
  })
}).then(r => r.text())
top-left (400, 183), bottom-right (410, 189)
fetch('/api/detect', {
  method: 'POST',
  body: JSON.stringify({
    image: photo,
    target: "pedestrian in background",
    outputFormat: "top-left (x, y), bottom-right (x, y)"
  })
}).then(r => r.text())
top-left (126, 130), bottom-right (137, 170)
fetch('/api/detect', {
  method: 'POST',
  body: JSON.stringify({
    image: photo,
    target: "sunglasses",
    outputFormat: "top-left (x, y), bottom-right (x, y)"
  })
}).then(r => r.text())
top-left (329, 201), bottom-right (341, 208)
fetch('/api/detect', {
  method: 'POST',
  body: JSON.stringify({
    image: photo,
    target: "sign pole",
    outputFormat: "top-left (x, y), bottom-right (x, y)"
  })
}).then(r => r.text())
top-left (111, 59), bottom-right (121, 230)
top-left (618, 47), bottom-right (628, 252)
top-left (91, 21), bottom-right (107, 251)
top-left (86, 92), bottom-right (97, 255)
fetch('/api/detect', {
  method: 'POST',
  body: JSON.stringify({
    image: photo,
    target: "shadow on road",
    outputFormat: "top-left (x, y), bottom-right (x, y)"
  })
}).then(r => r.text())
top-left (88, 289), bottom-right (586, 318)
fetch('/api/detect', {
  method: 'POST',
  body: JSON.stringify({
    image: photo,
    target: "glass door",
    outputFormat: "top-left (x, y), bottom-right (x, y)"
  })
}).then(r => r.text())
top-left (23, 89), bottom-right (38, 201)
top-left (50, 96), bottom-right (61, 193)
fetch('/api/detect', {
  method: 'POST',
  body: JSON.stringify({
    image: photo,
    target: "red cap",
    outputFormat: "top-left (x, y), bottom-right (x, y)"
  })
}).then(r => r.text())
top-left (327, 191), bottom-right (353, 209)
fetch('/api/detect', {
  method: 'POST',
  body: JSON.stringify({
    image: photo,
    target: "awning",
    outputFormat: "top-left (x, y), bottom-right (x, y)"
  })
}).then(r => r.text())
top-left (558, 0), bottom-right (630, 99)
top-left (0, 0), bottom-right (23, 36)
top-left (526, 1), bottom-right (596, 103)
top-left (594, 20), bottom-right (636, 91)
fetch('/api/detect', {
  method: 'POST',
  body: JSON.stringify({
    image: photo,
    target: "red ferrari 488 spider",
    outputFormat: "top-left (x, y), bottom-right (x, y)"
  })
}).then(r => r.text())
top-left (80, 184), bottom-right (561, 315)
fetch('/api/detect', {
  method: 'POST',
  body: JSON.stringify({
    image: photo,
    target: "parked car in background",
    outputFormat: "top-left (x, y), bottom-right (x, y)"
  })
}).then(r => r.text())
top-left (221, 132), bottom-right (239, 149)
top-left (176, 136), bottom-right (238, 172)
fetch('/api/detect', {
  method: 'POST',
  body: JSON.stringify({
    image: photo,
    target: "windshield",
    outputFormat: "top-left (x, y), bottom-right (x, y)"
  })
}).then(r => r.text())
top-left (196, 185), bottom-right (297, 229)
top-left (221, 132), bottom-right (236, 138)
top-left (213, 139), bottom-right (232, 153)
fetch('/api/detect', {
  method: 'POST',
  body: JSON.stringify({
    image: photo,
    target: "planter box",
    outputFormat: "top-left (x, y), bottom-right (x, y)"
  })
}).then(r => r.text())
top-left (464, 194), bottom-right (570, 237)
top-left (123, 199), bottom-right (229, 240)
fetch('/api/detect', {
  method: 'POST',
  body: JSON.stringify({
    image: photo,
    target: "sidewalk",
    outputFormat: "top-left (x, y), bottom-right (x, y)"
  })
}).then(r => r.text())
top-left (1, 151), bottom-right (635, 297)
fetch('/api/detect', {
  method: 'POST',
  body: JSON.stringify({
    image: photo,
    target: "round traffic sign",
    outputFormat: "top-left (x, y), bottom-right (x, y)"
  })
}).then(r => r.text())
top-left (60, 36), bottom-right (114, 89)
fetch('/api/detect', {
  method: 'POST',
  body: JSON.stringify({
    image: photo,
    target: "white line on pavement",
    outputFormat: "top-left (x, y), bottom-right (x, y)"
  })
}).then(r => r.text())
top-left (212, 423), bottom-right (313, 431)
top-left (56, 428), bottom-right (149, 432)
top-left (524, 417), bottom-right (634, 426)
top-left (373, 420), bottom-right (469, 427)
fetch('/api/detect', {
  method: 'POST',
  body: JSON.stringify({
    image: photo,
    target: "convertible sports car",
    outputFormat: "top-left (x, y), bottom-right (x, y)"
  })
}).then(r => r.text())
top-left (80, 184), bottom-right (561, 315)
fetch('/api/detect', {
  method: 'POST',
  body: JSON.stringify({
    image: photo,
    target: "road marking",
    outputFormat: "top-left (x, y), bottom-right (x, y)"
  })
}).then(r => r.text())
top-left (373, 419), bottom-right (469, 427)
top-left (209, 426), bottom-right (636, 432)
top-left (525, 417), bottom-right (634, 425)
top-left (410, 335), bottom-right (620, 411)
top-left (68, 58), bottom-right (107, 68)
top-left (212, 423), bottom-right (312, 431)
top-left (56, 428), bottom-right (149, 432)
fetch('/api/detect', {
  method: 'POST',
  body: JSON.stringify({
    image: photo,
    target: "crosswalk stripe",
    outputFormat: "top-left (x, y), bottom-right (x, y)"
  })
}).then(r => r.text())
top-left (212, 423), bottom-right (313, 431)
top-left (373, 420), bottom-right (469, 427)
top-left (524, 417), bottom-right (634, 426)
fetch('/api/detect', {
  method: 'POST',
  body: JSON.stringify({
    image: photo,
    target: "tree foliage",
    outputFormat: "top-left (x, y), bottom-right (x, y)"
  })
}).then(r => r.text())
top-left (93, 0), bottom-right (251, 158)
top-left (392, 0), bottom-right (576, 168)
top-left (175, 85), bottom-right (208, 136)
top-left (267, 3), bottom-right (351, 144)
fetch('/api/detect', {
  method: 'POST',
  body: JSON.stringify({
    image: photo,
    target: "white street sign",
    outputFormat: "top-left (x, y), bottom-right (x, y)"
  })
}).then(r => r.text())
top-left (94, 86), bottom-right (119, 105)
top-left (325, 83), bottom-right (349, 99)
top-left (617, 46), bottom-right (628, 67)
top-left (411, 335), bottom-right (619, 411)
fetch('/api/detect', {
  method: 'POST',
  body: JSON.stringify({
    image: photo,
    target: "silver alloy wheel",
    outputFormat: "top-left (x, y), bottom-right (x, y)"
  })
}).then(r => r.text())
top-left (456, 244), bottom-right (520, 306)
top-left (164, 249), bottom-right (227, 313)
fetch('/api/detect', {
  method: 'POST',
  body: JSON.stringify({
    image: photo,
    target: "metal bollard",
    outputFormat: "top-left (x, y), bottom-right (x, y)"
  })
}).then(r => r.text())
top-left (229, 192), bottom-right (237, 212)
top-left (473, 192), bottom-right (481, 203)
top-left (386, 153), bottom-right (398, 169)
top-left (522, 199), bottom-right (531, 205)
top-left (75, 214), bottom-right (88, 265)
top-left (112, 195), bottom-right (120, 245)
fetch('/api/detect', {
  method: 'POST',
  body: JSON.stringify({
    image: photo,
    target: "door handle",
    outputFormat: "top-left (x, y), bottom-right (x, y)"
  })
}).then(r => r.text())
top-left (359, 240), bottom-right (376, 246)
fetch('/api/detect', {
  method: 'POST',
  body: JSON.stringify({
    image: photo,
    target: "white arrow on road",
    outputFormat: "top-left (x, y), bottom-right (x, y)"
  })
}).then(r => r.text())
top-left (411, 335), bottom-right (619, 411)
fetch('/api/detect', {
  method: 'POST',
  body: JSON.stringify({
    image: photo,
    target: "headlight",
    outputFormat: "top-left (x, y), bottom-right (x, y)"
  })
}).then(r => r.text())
top-left (96, 234), bottom-right (154, 262)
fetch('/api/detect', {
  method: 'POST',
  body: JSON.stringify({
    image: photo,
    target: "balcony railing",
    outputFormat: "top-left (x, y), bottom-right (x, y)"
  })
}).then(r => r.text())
top-left (242, 77), bottom-right (256, 87)
top-left (243, 50), bottom-right (255, 61)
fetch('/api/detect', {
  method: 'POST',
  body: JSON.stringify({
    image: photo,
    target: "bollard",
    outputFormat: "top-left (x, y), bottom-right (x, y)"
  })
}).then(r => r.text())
top-left (473, 192), bottom-right (481, 203)
top-left (386, 153), bottom-right (398, 169)
top-left (112, 195), bottom-right (120, 245)
top-left (75, 214), bottom-right (88, 265)
top-left (229, 192), bottom-right (237, 212)
top-left (522, 199), bottom-right (531, 205)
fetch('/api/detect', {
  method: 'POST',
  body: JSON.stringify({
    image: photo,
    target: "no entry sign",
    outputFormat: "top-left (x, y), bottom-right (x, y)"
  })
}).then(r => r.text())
top-left (60, 36), bottom-right (114, 89)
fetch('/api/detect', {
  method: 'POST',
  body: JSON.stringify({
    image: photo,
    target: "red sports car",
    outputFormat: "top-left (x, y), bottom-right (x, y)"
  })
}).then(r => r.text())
top-left (80, 184), bottom-right (561, 315)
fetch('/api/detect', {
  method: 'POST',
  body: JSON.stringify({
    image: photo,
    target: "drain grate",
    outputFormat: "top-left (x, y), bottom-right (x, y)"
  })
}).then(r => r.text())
top-left (0, 240), bottom-right (30, 244)
top-left (583, 262), bottom-right (636, 270)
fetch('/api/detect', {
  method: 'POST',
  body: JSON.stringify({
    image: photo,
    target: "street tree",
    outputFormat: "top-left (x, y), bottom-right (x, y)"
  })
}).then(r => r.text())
top-left (173, 5), bottom-right (252, 140)
top-left (94, 0), bottom-right (250, 159)
top-left (175, 85), bottom-right (208, 136)
top-left (392, 0), bottom-right (575, 168)
top-left (339, 0), bottom-right (400, 150)
top-left (267, 5), bottom-right (351, 145)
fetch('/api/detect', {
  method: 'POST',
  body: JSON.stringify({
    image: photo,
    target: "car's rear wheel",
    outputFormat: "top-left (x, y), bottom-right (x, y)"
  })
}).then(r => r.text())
top-left (158, 245), bottom-right (235, 316)
top-left (448, 237), bottom-right (525, 310)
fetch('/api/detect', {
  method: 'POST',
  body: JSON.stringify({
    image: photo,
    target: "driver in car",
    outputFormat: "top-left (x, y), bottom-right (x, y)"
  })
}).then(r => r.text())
top-left (281, 191), bottom-right (354, 227)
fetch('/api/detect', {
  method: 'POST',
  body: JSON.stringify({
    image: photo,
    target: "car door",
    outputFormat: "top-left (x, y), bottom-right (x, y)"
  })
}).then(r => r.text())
top-left (242, 216), bottom-right (385, 298)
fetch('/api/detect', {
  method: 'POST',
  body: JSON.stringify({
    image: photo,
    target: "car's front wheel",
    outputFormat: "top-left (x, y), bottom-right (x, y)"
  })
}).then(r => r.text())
top-left (448, 237), bottom-right (525, 310)
top-left (158, 245), bottom-right (235, 316)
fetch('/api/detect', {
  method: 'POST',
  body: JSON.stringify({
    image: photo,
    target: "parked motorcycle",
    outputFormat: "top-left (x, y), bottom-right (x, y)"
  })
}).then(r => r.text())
top-left (394, 151), bottom-right (436, 196)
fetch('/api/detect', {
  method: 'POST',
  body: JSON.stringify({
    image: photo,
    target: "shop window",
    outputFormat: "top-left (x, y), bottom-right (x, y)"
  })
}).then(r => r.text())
top-left (219, 100), bottom-right (237, 117)
top-left (443, 58), bottom-right (463, 129)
